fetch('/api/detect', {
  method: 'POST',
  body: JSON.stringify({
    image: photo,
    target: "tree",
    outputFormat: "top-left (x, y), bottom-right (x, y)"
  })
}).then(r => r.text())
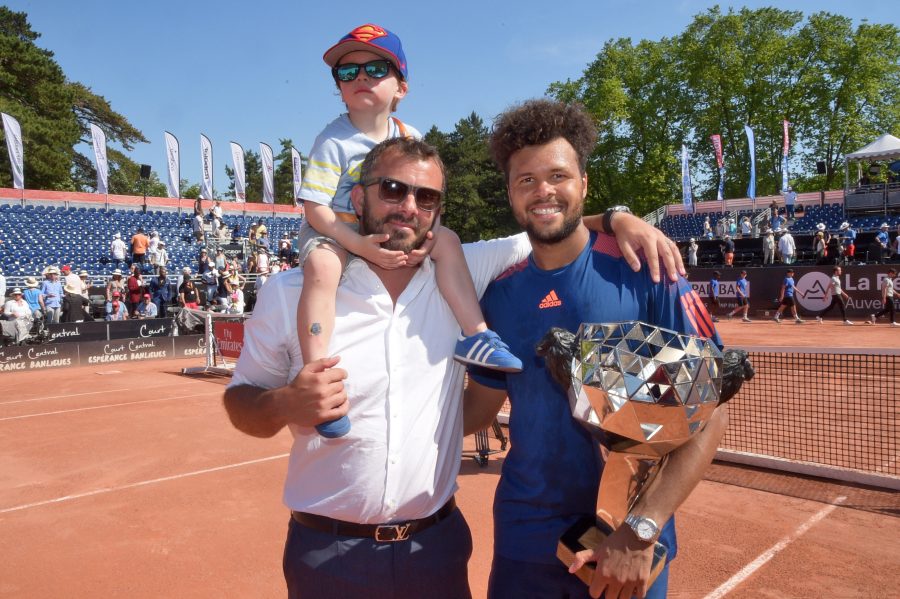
top-left (427, 113), bottom-right (516, 242)
top-left (225, 149), bottom-right (263, 203)
top-left (0, 8), bottom-right (153, 193)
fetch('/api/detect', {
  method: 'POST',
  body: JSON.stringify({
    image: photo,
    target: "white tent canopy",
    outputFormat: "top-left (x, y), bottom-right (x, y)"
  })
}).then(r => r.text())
top-left (844, 133), bottom-right (900, 190)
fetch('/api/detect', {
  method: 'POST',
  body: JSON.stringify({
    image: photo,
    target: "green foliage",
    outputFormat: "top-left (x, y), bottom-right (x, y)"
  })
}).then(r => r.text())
top-left (225, 148), bottom-right (262, 203)
top-left (427, 113), bottom-right (517, 243)
top-left (548, 7), bottom-right (900, 212)
top-left (0, 8), bottom-right (152, 194)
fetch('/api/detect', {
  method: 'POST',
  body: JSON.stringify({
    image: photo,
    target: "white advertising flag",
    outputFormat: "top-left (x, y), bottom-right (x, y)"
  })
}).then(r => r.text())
top-left (200, 134), bottom-right (214, 200)
top-left (90, 123), bottom-right (109, 194)
top-left (230, 142), bottom-right (246, 202)
top-left (291, 146), bottom-right (302, 204)
top-left (1, 112), bottom-right (24, 189)
top-left (163, 131), bottom-right (180, 198)
top-left (260, 142), bottom-right (275, 204)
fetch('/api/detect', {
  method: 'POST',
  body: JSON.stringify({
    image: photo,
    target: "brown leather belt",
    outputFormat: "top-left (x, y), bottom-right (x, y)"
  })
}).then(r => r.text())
top-left (336, 212), bottom-right (359, 224)
top-left (291, 497), bottom-right (456, 542)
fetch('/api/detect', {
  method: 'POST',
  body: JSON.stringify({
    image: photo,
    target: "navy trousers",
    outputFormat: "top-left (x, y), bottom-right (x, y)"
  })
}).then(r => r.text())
top-left (283, 507), bottom-right (473, 599)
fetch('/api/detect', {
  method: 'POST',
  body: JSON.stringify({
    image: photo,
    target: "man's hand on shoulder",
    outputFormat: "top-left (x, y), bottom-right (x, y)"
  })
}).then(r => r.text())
top-left (568, 525), bottom-right (654, 599)
top-left (609, 212), bottom-right (685, 284)
top-left (279, 356), bottom-right (349, 428)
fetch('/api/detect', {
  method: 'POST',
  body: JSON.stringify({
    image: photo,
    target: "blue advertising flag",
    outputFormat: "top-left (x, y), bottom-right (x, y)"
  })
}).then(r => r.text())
top-left (744, 125), bottom-right (756, 200)
top-left (681, 145), bottom-right (693, 209)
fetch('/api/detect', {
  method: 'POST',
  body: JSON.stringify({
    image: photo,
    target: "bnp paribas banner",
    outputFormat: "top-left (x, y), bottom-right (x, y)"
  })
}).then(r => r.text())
top-left (688, 265), bottom-right (900, 320)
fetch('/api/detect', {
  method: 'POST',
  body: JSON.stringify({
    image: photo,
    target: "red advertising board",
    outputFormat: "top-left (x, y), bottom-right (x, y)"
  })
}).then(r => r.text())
top-left (214, 321), bottom-right (245, 359)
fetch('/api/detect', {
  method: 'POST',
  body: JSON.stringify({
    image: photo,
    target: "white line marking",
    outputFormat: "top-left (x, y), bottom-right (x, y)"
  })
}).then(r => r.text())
top-left (0, 380), bottom-right (207, 406)
top-left (0, 392), bottom-right (218, 422)
top-left (0, 454), bottom-right (290, 515)
top-left (702, 496), bottom-right (847, 599)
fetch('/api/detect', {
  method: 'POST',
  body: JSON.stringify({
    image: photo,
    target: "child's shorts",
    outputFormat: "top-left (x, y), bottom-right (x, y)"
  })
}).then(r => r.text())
top-left (296, 215), bottom-right (359, 269)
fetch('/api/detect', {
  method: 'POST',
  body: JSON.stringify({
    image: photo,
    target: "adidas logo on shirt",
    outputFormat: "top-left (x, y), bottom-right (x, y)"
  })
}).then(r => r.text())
top-left (539, 290), bottom-right (562, 309)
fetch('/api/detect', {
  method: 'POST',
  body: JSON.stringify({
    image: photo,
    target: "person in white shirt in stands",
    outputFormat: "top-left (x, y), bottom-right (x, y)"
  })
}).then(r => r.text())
top-left (222, 136), bottom-right (685, 598)
top-left (109, 233), bottom-right (128, 269)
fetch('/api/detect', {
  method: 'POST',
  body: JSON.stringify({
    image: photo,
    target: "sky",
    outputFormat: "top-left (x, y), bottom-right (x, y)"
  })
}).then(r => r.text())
top-left (5, 0), bottom-right (899, 193)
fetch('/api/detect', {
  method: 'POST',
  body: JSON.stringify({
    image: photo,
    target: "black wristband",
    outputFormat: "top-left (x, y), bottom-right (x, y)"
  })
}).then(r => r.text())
top-left (601, 209), bottom-right (615, 235)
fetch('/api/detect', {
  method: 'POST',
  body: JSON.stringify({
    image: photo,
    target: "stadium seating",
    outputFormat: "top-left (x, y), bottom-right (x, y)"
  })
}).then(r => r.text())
top-left (0, 203), bottom-right (303, 278)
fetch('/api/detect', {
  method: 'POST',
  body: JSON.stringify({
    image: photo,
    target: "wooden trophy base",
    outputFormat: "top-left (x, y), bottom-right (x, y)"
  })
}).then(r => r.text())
top-left (557, 516), bottom-right (668, 587)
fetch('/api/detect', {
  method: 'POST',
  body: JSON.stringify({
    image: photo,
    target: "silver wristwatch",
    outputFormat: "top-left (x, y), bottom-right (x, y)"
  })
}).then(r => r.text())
top-left (624, 514), bottom-right (660, 543)
top-left (602, 205), bottom-right (633, 234)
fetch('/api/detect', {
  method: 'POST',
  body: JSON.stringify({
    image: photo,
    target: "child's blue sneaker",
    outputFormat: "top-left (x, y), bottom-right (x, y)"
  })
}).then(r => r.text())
top-left (454, 330), bottom-right (523, 373)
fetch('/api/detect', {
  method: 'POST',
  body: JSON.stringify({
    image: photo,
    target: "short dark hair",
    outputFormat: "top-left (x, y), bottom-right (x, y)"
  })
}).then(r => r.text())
top-left (489, 99), bottom-right (597, 179)
top-left (713, 271), bottom-right (721, 277)
top-left (359, 137), bottom-right (446, 192)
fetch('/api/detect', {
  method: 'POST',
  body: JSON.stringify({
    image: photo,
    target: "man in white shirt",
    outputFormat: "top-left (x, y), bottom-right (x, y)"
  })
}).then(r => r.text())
top-left (109, 233), bottom-right (127, 269)
top-left (778, 230), bottom-right (796, 264)
top-left (223, 137), bottom-right (684, 598)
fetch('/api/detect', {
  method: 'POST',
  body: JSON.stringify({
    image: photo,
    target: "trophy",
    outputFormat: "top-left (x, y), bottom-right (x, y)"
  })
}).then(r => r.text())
top-left (537, 321), bottom-right (752, 588)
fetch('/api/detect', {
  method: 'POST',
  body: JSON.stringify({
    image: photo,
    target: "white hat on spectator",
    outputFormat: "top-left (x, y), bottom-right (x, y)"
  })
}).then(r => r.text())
top-left (113, 232), bottom-right (121, 238)
top-left (44, 266), bottom-right (60, 275)
top-left (880, 223), bottom-right (889, 229)
top-left (689, 238), bottom-right (695, 242)
top-left (25, 277), bottom-right (38, 288)
top-left (112, 269), bottom-right (123, 276)
top-left (64, 281), bottom-right (81, 294)
top-left (11, 288), bottom-right (22, 295)
top-left (816, 223), bottom-right (826, 231)
top-left (839, 222), bottom-right (850, 230)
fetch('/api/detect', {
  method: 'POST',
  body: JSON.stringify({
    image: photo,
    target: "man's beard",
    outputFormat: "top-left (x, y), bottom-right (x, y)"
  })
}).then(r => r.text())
top-left (359, 203), bottom-right (431, 254)
top-left (520, 202), bottom-right (584, 245)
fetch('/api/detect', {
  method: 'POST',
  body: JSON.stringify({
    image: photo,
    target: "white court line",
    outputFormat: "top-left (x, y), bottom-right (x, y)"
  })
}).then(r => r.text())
top-left (702, 496), bottom-right (847, 599)
top-left (0, 380), bottom-right (208, 406)
top-left (0, 392), bottom-right (219, 422)
top-left (0, 454), bottom-right (289, 515)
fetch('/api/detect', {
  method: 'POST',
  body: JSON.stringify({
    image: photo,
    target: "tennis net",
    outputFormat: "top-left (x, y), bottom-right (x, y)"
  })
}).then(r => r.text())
top-left (717, 347), bottom-right (900, 490)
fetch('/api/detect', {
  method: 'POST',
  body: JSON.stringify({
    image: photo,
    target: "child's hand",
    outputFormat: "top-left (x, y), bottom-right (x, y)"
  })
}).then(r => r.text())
top-left (406, 230), bottom-right (436, 266)
top-left (358, 233), bottom-right (408, 269)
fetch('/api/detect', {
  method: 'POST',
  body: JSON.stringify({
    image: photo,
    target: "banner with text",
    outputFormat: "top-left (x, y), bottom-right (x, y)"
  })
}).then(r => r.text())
top-left (291, 146), bottom-right (302, 205)
top-left (260, 142), bottom-right (275, 204)
top-left (90, 124), bottom-right (109, 195)
top-left (230, 142), bottom-right (246, 202)
top-left (1, 112), bottom-right (24, 189)
top-left (744, 125), bottom-right (756, 201)
top-left (164, 131), bottom-right (180, 198)
top-left (681, 144), bottom-right (693, 209)
top-left (200, 133), bottom-right (214, 200)
top-left (710, 134), bottom-right (725, 202)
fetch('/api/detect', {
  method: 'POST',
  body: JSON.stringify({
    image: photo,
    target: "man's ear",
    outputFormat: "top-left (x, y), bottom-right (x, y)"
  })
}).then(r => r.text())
top-left (350, 184), bottom-right (364, 216)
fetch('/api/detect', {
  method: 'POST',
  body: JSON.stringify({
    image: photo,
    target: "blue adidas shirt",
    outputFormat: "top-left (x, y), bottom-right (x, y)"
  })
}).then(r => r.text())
top-left (783, 276), bottom-right (796, 298)
top-left (736, 277), bottom-right (749, 298)
top-left (710, 278), bottom-right (720, 297)
top-left (470, 231), bottom-right (721, 565)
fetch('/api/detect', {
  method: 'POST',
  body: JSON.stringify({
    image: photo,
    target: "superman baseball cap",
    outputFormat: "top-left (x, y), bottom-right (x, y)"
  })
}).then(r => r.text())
top-left (323, 24), bottom-right (408, 80)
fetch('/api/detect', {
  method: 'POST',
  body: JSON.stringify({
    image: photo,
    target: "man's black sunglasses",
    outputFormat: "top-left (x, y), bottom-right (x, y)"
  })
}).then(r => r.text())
top-left (363, 177), bottom-right (443, 212)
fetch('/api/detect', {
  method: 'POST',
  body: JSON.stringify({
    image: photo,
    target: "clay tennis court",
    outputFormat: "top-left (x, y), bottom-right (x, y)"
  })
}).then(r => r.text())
top-left (1, 320), bottom-right (898, 598)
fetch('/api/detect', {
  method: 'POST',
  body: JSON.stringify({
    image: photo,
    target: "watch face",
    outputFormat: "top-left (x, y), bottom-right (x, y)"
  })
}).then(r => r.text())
top-left (636, 520), bottom-right (656, 540)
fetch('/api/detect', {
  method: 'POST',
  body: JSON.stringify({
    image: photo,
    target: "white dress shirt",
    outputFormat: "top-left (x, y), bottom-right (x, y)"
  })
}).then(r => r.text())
top-left (229, 234), bottom-right (530, 523)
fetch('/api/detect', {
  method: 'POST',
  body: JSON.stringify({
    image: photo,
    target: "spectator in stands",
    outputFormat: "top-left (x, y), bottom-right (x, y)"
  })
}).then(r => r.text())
top-left (771, 210), bottom-right (785, 232)
top-left (61, 279), bottom-right (91, 323)
top-left (214, 268), bottom-right (231, 309)
top-left (202, 267), bottom-right (219, 308)
top-left (839, 222), bottom-right (856, 264)
top-left (131, 227), bottom-right (150, 265)
top-left (815, 266), bottom-right (853, 325)
top-left (778, 229), bottom-right (796, 265)
top-left (255, 266), bottom-right (271, 291)
top-left (136, 293), bottom-right (158, 319)
top-left (715, 218), bottom-right (725, 239)
top-left (106, 291), bottom-right (128, 321)
top-left (708, 270), bottom-right (721, 322)
top-left (769, 199), bottom-right (778, 222)
top-left (814, 226), bottom-right (827, 264)
top-left (248, 220), bottom-right (260, 245)
top-left (727, 270), bottom-right (752, 322)
top-left (721, 234), bottom-right (734, 266)
top-left (728, 218), bottom-right (737, 238)
top-left (702, 216), bottom-right (712, 239)
top-left (179, 272), bottom-right (200, 310)
top-left (228, 287), bottom-right (245, 314)
top-left (22, 277), bottom-right (43, 320)
top-left (110, 232), bottom-right (128, 269)
top-left (152, 241), bottom-right (169, 275)
top-left (257, 246), bottom-right (270, 273)
top-left (256, 219), bottom-right (268, 241)
top-left (78, 270), bottom-right (90, 298)
top-left (192, 211), bottom-right (204, 243)
top-left (740, 216), bottom-right (751, 238)
top-left (876, 223), bottom-right (891, 263)
top-left (2, 288), bottom-right (33, 343)
top-left (868, 267), bottom-right (898, 326)
top-left (62, 265), bottom-right (80, 292)
top-left (0, 267), bottom-right (5, 303)
top-left (232, 223), bottom-right (242, 240)
top-left (151, 266), bottom-right (175, 318)
top-left (41, 266), bottom-right (63, 324)
top-left (245, 253), bottom-right (258, 276)
top-left (687, 237), bottom-right (698, 267)
top-left (826, 232), bottom-right (842, 265)
top-left (126, 264), bottom-right (144, 317)
top-left (783, 186), bottom-right (797, 219)
top-left (762, 228), bottom-right (776, 265)
top-left (225, 267), bottom-right (245, 296)
top-left (198, 249), bottom-right (213, 275)
top-left (106, 269), bottom-right (126, 301)
top-left (279, 235), bottom-right (292, 263)
top-left (148, 231), bottom-right (160, 266)
top-left (772, 268), bottom-right (805, 323)
top-left (194, 197), bottom-right (203, 217)
top-left (215, 248), bottom-right (227, 271)
top-left (257, 230), bottom-right (271, 251)
top-left (211, 200), bottom-right (223, 225)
